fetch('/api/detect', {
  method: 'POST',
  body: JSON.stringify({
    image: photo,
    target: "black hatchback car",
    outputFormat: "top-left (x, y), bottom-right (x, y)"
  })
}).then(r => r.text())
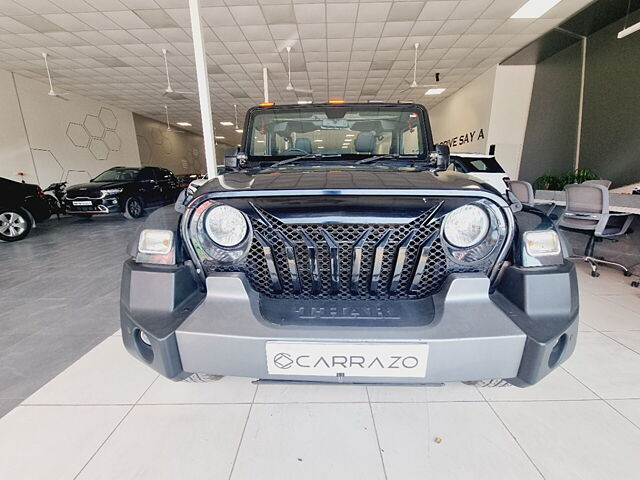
top-left (65, 166), bottom-right (182, 219)
top-left (0, 177), bottom-right (50, 242)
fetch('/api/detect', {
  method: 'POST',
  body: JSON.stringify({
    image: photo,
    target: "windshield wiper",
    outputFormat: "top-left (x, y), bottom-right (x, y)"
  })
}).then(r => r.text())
top-left (356, 154), bottom-right (419, 165)
top-left (270, 153), bottom-right (340, 168)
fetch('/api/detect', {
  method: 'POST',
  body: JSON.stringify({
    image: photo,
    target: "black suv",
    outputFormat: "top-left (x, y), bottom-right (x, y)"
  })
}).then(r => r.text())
top-left (0, 177), bottom-right (50, 242)
top-left (65, 166), bottom-right (182, 219)
top-left (121, 102), bottom-right (579, 387)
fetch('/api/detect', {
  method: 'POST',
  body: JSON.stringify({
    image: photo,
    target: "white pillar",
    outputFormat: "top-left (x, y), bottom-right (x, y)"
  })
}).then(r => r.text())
top-left (188, 0), bottom-right (217, 177)
top-left (263, 66), bottom-right (269, 103)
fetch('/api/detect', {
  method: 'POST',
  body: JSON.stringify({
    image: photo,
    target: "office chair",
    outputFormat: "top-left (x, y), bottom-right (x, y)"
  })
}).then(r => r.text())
top-left (558, 183), bottom-right (634, 277)
top-left (583, 179), bottom-right (612, 189)
top-left (507, 180), bottom-right (555, 215)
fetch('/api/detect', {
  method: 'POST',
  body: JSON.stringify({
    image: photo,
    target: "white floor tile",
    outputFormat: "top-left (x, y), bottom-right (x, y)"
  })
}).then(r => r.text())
top-left (608, 399), bottom-right (640, 429)
top-left (605, 330), bottom-right (640, 354)
top-left (139, 375), bottom-right (257, 404)
top-left (479, 368), bottom-right (597, 402)
top-left (599, 293), bottom-right (640, 316)
top-left (231, 403), bottom-right (385, 480)
top-left (0, 405), bottom-right (129, 480)
top-left (254, 382), bottom-right (368, 403)
top-left (492, 400), bottom-right (640, 480)
top-left (372, 402), bottom-right (542, 480)
top-left (578, 293), bottom-right (640, 332)
top-left (367, 381), bottom-right (482, 403)
top-left (76, 404), bottom-right (250, 480)
top-left (563, 331), bottom-right (640, 399)
top-left (23, 337), bottom-right (158, 405)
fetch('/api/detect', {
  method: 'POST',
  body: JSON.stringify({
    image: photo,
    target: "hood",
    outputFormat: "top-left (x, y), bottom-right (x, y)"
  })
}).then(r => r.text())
top-left (197, 165), bottom-right (494, 196)
top-left (66, 181), bottom-right (129, 194)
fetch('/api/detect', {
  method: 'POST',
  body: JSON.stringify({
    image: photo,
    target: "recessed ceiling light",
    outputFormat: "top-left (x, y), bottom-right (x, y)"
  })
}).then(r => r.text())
top-left (235, 129), bottom-right (243, 133)
top-left (256, 140), bottom-right (264, 143)
top-left (318, 146), bottom-right (325, 149)
top-left (345, 134), bottom-right (355, 137)
top-left (220, 121), bottom-right (234, 126)
top-left (176, 122), bottom-right (191, 127)
top-left (425, 88), bottom-right (446, 95)
top-left (215, 135), bottom-right (225, 139)
top-left (511, 0), bottom-right (561, 19)
top-left (314, 139), bottom-right (323, 142)
top-left (297, 100), bottom-right (312, 104)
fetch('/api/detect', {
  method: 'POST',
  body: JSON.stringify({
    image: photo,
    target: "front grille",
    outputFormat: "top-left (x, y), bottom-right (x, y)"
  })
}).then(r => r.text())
top-left (206, 204), bottom-right (495, 300)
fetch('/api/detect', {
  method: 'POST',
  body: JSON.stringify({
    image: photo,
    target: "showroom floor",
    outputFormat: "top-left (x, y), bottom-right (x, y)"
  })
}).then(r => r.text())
top-left (1, 216), bottom-right (640, 479)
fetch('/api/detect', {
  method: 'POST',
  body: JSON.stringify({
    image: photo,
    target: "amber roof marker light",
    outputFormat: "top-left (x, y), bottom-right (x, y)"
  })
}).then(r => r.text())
top-left (328, 99), bottom-right (345, 104)
top-left (259, 102), bottom-right (274, 107)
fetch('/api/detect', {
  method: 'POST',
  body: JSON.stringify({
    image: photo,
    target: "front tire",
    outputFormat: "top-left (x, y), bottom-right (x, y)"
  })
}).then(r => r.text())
top-left (123, 197), bottom-right (144, 219)
top-left (0, 208), bottom-right (32, 242)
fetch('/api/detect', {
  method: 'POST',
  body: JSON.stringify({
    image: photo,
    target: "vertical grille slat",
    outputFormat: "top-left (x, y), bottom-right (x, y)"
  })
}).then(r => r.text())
top-left (409, 231), bottom-right (438, 292)
top-left (254, 231), bottom-right (282, 292)
top-left (390, 230), bottom-right (417, 292)
top-left (321, 229), bottom-right (340, 293)
top-left (350, 228), bottom-right (372, 293)
top-left (298, 229), bottom-right (321, 293)
top-left (370, 229), bottom-right (394, 293)
top-left (278, 232), bottom-right (301, 293)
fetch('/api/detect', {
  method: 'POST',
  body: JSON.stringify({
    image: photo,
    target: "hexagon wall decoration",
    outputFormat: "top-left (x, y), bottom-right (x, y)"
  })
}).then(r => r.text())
top-left (98, 107), bottom-right (117, 130)
top-left (89, 138), bottom-right (109, 161)
top-left (103, 130), bottom-right (121, 151)
top-left (66, 123), bottom-right (90, 148)
top-left (84, 114), bottom-right (104, 138)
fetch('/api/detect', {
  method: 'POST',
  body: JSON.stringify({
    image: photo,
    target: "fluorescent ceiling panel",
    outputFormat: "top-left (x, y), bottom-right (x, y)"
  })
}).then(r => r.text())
top-left (511, 0), bottom-right (562, 19)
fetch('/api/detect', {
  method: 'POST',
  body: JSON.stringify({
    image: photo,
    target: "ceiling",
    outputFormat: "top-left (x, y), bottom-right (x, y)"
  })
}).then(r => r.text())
top-left (0, 0), bottom-right (595, 144)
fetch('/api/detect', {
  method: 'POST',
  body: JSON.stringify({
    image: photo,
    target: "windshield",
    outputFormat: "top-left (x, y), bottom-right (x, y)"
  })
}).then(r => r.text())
top-left (92, 168), bottom-right (140, 182)
top-left (246, 105), bottom-right (428, 161)
top-left (452, 156), bottom-right (504, 173)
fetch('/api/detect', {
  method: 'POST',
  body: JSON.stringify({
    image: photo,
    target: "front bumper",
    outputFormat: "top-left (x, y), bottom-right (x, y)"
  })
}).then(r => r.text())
top-left (120, 259), bottom-right (579, 386)
top-left (65, 196), bottom-right (121, 214)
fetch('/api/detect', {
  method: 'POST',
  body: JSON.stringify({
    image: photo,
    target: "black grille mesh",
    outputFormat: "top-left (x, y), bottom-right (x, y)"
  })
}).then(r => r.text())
top-left (204, 205), bottom-right (495, 300)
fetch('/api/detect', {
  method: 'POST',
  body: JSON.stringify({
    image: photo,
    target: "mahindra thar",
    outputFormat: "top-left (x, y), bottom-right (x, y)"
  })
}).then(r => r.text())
top-left (121, 102), bottom-right (578, 386)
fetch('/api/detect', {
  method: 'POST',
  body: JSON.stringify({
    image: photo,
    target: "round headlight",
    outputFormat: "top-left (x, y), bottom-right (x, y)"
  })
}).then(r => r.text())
top-left (443, 204), bottom-right (490, 248)
top-left (204, 205), bottom-right (248, 248)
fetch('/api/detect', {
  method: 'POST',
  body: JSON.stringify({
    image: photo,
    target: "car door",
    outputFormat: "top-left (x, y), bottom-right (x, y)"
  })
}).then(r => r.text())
top-left (137, 167), bottom-right (162, 206)
top-left (157, 168), bottom-right (180, 204)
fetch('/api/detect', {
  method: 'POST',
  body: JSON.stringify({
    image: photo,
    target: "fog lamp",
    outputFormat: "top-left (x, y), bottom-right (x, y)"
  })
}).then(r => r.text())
top-left (136, 229), bottom-right (175, 264)
top-left (523, 230), bottom-right (561, 256)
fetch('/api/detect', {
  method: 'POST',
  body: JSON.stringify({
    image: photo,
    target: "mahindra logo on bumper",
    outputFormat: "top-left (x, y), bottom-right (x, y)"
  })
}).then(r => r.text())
top-left (266, 342), bottom-right (429, 378)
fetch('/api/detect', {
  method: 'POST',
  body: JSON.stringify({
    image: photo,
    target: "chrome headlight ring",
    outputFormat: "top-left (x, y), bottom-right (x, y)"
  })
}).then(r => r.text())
top-left (441, 199), bottom-right (507, 265)
top-left (188, 201), bottom-right (252, 263)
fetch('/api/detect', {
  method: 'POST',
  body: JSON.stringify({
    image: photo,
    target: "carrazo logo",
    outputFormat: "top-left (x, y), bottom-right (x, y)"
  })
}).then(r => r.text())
top-left (273, 352), bottom-right (294, 369)
top-left (272, 353), bottom-right (419, 370)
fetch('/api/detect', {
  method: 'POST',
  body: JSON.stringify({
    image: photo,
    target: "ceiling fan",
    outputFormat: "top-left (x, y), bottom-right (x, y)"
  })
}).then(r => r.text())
top-left (285, 46), bottom-right (312, 94)
top-left (42, 53), bottom-right (69, 100)
top-left (162, 48), bottom-right (195, 101)
top-left (400, 43), bottom-right (441, 92)
top-left (164, 105), bottom-right (186, 133)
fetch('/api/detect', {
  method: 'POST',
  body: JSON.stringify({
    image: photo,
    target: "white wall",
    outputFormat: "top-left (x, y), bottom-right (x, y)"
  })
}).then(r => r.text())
top-left (486, 65), bottom-right (536, 179)
top-left (0, 68), bottom-right (140, 188)
top-left (429, 66), bottom-right (496, 153)
top-left (428, 64), bottom-right (536, 180)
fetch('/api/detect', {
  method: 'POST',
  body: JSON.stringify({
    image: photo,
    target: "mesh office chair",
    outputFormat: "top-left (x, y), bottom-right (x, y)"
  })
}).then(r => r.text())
top-left (583, 179), bottom-right (612, 189)
top-left (558, 183), bottom-right (634, 277)
top-left (507, 180), bottom-right (555, 215)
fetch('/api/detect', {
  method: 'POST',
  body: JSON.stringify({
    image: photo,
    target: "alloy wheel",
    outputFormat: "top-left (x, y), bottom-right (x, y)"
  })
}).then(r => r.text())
top-left (128, 199), bottom-right (142, 217)
top-left (0, 211), bottom-right (28, 237)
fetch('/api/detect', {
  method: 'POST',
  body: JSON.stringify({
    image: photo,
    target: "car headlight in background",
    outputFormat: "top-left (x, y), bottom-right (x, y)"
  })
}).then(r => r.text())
top-left (204, 205), bottom-right (248, 247)
top-left (442, 204), bottom-right (490, 248)
top-left (523, 230), bottom-right (561, 257)
top-left (100, 188), bottom-right (123, 197)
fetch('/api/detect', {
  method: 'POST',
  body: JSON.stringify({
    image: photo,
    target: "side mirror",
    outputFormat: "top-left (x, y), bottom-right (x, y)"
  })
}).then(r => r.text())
top-left (435, 144), bottom-right (450, 171)
top-left (224, 147), bottom-right (239, 170)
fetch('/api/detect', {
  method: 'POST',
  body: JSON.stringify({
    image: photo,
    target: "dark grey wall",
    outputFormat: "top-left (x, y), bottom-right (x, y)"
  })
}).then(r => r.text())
top-left (519, 43), bottom-right (582, 183)
top-left (579, 15), bottom-right (640, 187)
top-left (520, 12), bottom-right (640, 187)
